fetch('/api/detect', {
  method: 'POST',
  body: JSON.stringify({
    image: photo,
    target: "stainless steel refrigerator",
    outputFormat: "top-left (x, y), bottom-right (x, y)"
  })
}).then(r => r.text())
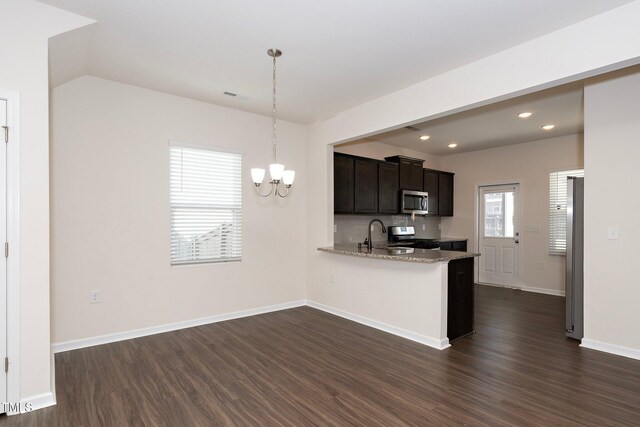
top-left (566, 177), bottom-right (584, 340)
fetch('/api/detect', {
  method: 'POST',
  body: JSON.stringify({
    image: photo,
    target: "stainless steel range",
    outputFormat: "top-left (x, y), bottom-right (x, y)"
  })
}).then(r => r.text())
top-left (387, 226), bottom-right (441, 249)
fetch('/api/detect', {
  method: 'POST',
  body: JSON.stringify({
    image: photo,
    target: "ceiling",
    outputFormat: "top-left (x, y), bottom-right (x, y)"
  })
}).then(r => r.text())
top-left (42, 0), bottom-right (632, 124)
top-left (353, 84), bottom-right (584, 156)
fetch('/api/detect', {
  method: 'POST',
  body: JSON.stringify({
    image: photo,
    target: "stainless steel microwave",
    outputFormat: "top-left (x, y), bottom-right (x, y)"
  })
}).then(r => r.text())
top-left (401, 190), bottom-right (429, 215)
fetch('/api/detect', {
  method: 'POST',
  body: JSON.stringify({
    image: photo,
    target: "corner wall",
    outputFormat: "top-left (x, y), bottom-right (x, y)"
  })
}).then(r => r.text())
top-left (440, 134), bottom-right (584, 294)
top-left (50, 76), bottom-right (307, 344)
top-left (0, 0), bottom-right (93, 405)
top-left (583, 69), bottom-right (640, 356)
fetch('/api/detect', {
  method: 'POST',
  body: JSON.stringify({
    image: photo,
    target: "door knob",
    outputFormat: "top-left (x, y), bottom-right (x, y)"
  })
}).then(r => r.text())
top-left (515, 239), bottom-right (519, 244)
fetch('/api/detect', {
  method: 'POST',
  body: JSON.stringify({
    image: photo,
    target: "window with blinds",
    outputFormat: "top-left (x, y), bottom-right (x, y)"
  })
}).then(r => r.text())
top-left (549, 169), bottom-right (584, 255)
top-left (170, 143), bottom-right (242, 265)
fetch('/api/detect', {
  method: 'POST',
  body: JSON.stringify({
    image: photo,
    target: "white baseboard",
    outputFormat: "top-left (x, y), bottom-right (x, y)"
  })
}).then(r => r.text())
top-left (522, 285), bottom-right (565, 297)
top-left (581, 338), bottom-right (640, 361)
top-left (306, 300), bottom-right (450, 350)
top-left (477, 282), bottom-right (565, 297)
top-left (52, 300), bottom-right (306, 353)
top-left (17, 392), bottom-right (55, 414)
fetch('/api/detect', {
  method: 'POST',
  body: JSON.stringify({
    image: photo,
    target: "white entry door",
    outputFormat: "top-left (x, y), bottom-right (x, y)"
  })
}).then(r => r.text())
top-left (0, 98), bottom-right (7, 404)
top-left (478, 184), bottom-right (520, 286)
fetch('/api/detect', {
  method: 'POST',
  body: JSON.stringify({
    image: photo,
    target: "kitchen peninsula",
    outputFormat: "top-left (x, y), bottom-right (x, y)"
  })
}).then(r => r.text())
top-left (316, 245), bottom-right (480, 349)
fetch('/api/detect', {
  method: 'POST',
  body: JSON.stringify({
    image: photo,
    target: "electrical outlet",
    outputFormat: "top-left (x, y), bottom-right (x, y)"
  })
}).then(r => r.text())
top-left (538, 262), bottom-right (544, 270)
top-left (422, 224), bottom-right (426, 231)
top-left (330, 273), bottom-right (336, 284)
top-left (89, 290), bottom-right (102, 304)
top-left (334, 224), bottom-right (337, 233)
top-left (607, 226), bottom-right (619, 240)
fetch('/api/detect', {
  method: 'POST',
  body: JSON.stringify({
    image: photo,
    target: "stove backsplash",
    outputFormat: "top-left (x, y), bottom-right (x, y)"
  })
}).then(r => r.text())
top-left (334, 214), bottom-right (441, 245)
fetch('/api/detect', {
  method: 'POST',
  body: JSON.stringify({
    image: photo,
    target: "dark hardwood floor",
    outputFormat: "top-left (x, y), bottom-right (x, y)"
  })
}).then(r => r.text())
top-left (3, 285), bottom-right (640, 426)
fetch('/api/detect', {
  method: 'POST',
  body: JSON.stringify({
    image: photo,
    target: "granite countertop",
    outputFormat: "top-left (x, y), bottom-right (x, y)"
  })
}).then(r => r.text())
top-left (317, 245), bottom-right (480, 264)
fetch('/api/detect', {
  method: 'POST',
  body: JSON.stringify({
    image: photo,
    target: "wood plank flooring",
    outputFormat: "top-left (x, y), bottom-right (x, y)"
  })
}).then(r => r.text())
top-left (3, 285), bottom-right (640, 426)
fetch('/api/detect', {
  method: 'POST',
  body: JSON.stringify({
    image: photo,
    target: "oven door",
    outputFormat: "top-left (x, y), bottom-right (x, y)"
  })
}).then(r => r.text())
top-left (402, 190), bottom-right (429, 215)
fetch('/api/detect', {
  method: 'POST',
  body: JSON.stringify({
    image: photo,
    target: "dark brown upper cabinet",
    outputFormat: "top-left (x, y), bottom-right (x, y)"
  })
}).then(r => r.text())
top-left (378, 162), bottom-right (399, 214)
top-left (438, 172), bottom-right (454, 217)
top-left (423, 169), bottom-right (439, 216)
top-left (334, 152), bottom-right (454, 217)
top-left (385, 156), bottom-right (424, 191)
top-left (334, 153), bottom-right (354, 214)
top-left (354, 158), bottom-right (379, 214)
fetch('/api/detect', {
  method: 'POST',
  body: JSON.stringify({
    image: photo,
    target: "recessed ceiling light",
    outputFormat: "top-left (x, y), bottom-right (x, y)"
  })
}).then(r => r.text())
top-left (542, 124), bottom-right (555, 130)
top-left (420, 135), bottom-right (430, 141)
top-left (448, 143), bottom-right (458, 148)
top-left (518, 112), bottom-right (533, 118)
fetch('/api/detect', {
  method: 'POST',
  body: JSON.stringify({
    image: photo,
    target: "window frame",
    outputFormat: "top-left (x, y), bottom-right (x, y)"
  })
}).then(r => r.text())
top-left (169, 140), bottom-right (243, 266)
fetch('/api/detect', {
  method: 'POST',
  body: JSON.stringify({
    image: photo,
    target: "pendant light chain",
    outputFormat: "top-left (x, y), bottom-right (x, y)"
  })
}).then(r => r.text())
top-left (250, 48), bottom-right (294, 198)
top-left (272, 52), bottom-right (278, 164)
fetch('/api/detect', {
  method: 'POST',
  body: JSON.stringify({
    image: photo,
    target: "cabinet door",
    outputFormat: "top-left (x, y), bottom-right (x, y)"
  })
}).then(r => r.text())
top-left (399, 160), bottom-right (423, 191)
top-left (354, 159), bottom-right (378, 213)
top-left (439, 172), bottom-right (454, 216)
top-left (423, 170), bottom-right (439, 215)
top-left (378, 162), bottom-right (399, 214)
top-left (334, 154), bottom-right (354, 213)
top-left (447, 257), bottom-right (475, 342)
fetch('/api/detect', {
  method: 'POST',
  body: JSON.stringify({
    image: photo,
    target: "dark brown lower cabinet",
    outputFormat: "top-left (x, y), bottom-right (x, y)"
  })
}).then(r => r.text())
top-left (447, 257), bottom-right (475, 342)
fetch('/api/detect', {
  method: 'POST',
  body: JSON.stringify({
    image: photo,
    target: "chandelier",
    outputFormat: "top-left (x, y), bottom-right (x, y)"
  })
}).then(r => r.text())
top-left (250, 48), bottom-right (295, 198)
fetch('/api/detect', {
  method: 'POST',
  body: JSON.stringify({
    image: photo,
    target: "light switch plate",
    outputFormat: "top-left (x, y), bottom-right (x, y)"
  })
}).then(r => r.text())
top-left (607, 225), bottom-right (619, 240)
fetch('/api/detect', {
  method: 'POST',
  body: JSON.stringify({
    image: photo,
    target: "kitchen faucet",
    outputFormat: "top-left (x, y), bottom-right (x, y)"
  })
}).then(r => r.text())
top-left (365, 219), bottom-right (387, 252)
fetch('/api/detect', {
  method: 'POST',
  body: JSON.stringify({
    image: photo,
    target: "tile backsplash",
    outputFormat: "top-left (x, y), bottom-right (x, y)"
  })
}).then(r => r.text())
top-left (334, 214), bottom-right (441, 245)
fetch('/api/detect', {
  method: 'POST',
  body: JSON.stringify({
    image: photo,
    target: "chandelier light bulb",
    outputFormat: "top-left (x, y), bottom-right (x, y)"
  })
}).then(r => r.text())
top-left (251, 168), bottom-right (265, 185)
top-left (282, 170), bottom-right (295, 186)
top-left (269, 163), bottom-right (285, 181)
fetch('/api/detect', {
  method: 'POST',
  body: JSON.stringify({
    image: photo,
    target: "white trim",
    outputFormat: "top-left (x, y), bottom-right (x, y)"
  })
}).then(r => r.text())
top-left (522, 286), bottom-right (565, 297)
top-left (168, 139), bottom-right (244, 155)
top-left (581, 338), bottom-right (640, 361)
top-left (306, 300), bottom-right (450, 350)
top-left (0, 89), bottom-right (20, 411)
top-left (18, 392), bottom-right (55, 414)
top-left (477, 282), bottom-right (565, 297)
top-left (52, 300), bottom-right (306, 353)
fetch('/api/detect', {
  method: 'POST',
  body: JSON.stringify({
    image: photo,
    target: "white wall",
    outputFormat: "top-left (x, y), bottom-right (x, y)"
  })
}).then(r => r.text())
top-left (0, 0), bottom-right (92, 403)
top-left (583, 69), bottom-right (640, 354)
top-left (306, 3), bottom-right (640, 342)
top-left (440, 134), bottom-right (584, 294)
top-left (50, 76), bottom-right (307, 344)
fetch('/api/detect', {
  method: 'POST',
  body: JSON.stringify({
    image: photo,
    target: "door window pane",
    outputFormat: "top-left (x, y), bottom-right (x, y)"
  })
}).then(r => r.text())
top-left (484, 191), bottom-right (514, 237)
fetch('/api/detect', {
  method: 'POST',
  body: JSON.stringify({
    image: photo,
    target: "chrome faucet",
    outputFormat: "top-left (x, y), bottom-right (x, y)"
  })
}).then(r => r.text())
top-left (366, 219), bottom-right (387, 252)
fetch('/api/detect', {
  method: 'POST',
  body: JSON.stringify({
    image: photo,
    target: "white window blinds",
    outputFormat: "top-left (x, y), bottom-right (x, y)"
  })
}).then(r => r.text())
top-left (170, 144), bottom-right (242, 265)
top-left (549, 169), bottom-right (584, 255)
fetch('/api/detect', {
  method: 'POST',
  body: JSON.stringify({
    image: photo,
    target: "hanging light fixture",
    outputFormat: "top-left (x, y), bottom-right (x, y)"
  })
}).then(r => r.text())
top-left (251, 48), bottom-right (295, 198)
